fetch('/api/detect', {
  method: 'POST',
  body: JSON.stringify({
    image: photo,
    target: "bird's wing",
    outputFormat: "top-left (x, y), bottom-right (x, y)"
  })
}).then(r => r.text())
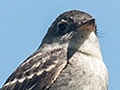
top-left (1, 48), bottom-right (67, 90)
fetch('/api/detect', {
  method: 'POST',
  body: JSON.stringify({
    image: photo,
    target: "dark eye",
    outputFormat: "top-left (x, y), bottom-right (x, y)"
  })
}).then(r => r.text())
top-left (59, 23), bottom-right (67, 30)
top-left (57, 22), bottom-right (68, 35)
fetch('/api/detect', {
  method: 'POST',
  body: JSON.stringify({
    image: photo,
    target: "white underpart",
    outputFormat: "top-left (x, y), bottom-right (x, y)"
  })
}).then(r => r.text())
top-left (78, 32), bottom-right (102, 59)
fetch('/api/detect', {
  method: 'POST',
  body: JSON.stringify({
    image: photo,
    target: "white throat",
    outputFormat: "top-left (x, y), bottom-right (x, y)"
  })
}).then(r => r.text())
top-left (78, 32), bottom-right (102, 60)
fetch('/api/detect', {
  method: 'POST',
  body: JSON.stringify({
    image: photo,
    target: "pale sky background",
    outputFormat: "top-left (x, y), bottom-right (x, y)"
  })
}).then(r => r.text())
top-left (0, 0), bottom-right (119, 90)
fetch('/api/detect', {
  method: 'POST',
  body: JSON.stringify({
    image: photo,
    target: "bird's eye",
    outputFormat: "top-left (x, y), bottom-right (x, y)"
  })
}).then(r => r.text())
top-left (57, 22), bottom-right (68, 35)
top-left (59, 23), bottom-right (66, 30)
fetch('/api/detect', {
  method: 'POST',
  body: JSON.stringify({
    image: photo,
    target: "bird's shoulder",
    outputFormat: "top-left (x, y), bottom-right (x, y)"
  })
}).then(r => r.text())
top-left (1, 48), bottom-right (67, 90)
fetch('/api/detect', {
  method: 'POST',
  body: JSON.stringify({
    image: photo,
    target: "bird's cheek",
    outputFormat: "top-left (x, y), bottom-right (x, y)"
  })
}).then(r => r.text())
top-left (75, 30), bottom-right (90, 39)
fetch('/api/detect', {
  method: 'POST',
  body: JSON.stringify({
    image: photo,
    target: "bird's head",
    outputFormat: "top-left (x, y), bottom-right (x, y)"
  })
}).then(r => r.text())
top-left (39, 10), bottom-right (99, 58)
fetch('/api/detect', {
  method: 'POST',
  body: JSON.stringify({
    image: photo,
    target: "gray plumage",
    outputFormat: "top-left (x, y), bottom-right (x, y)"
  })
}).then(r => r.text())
top-left (1, 10), bottom-right (108, 90)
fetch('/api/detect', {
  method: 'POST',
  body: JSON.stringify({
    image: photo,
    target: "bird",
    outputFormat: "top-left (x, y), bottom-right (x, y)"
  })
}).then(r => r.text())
top-left (1, 10), bottom-right (108, 90)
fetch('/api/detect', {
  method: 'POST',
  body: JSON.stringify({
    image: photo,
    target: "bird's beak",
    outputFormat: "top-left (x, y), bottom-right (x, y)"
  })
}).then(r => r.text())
top-left (77, 19), bottom-right (96, 32)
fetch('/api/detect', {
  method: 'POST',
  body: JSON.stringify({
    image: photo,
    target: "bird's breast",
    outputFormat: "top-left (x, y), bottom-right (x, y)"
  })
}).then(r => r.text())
top-left (49, 52), bottom-right (108, 90)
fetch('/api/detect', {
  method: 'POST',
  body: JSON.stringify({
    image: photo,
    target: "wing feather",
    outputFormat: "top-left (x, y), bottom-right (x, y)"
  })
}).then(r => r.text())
top-left (1, 48), bottom-right (67, 90)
